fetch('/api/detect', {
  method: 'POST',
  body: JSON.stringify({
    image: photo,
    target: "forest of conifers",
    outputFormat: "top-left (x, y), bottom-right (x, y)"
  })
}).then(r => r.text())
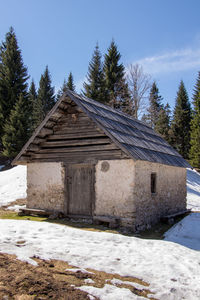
top-left (0, 28), bottom-right (199, 169)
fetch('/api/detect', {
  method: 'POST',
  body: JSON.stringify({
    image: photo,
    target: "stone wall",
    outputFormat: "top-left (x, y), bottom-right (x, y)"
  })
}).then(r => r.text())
top-left (133, 160), bottom-right (186, 231)
top-left (94, 159), bottom-right (136, 226)
top-left (27, 162), bottom-right (65, 212)
top-left (26, 160), bottom-right (187, 231)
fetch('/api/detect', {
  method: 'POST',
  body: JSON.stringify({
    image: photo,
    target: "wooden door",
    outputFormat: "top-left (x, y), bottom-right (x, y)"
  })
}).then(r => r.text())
top-left (66, 164), bottom-right (94, 216)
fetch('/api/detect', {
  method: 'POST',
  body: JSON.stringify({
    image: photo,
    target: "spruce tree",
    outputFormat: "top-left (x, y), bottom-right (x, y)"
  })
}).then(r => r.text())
top-left (56, 79), bottom-right (67, 101)
top-left (104, 40), bottom-right (129, 108)
top-left (155, 103), bottom-right (171, 143)
top-left (67, 72), bottom-right (75, 91)
top-left (189, 72), bottom-right (200, 169)
top-left (28, 80), bottom-right (38, 133)
top-left (2, 93), bottom-right (30, 158)
top-left (146, 82), bottom-right (163, 128)
top-left (171, 81), bottom-right (191, 159)
top-left (0, 27), bottom-right (29, 141)
top-left (37, 66), bottom-right (55, 122)
top-left (83, 43), bottom-right (106, 103)
top-left (56, 72), bottom-right (76, 101)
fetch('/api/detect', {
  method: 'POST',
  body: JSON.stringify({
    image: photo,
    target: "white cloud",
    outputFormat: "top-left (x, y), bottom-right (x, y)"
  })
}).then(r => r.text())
top-left (133, 47), bottom-right (200, 75)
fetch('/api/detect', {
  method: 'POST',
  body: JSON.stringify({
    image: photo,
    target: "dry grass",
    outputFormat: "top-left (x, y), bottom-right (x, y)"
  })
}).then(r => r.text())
top-left (0, 253), bottom-right (156, 299)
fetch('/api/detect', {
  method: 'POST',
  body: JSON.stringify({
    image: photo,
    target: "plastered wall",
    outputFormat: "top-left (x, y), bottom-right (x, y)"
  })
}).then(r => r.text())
top-left (95, 159), bottom-right (136, 225)
top-left (134, 160), bottom-right (186, 230)
top-left (26, 159), bottom-right (186, 231)
top-left (27, 162), bottom-right (65, 212)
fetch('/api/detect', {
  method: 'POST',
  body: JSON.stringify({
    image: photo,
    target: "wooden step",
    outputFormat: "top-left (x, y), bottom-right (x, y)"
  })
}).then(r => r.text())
top-left (18, 208), bottom-right (51, 217)
top-left (93, 215), bottom-right (119, 229)
top-left (161, 209), bottom-right (191, 223)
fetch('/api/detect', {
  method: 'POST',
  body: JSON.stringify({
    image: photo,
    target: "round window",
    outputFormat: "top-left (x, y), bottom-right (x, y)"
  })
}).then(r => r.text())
top-left (101, 161), bottom-right (110, 172)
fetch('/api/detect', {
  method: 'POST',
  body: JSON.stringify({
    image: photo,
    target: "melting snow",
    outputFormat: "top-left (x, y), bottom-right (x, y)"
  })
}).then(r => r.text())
top-left (0, 166), bottom-right (26, 207)
top-left (0, 166), bottom-right (199, 299)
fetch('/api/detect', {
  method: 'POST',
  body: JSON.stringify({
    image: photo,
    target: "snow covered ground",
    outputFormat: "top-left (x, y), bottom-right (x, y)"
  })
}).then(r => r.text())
top-left (0, 165), bottom-right (26, 207)
top-left (0, 166), bottom-right (200, 299)
top-left (164, 212), bottom-right (200, 250)
top-left (0, 219), bottom-right (199, 299)
top-left (187, 168), bottom-right (200, 211)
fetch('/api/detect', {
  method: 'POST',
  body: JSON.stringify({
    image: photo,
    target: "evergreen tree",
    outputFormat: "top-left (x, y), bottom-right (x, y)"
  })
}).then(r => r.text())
top-left (67, 72), bottom-right (75, 91)
top-left (171, 80), bottom-right (191, 159)
top-left (37, 66), bottom-right (55, 123)
top-left (189, 72), bottom-right (200, 169)
top-left (83, 43), bottom-right (106, 103)
top-left (56, 72), bottom-right (76, 101)
top-left (56, 79), bottom-right (67, 101)
top-left (28, 80), bottom-right (38, 133)
top-left (146, 82), bottom-right (163, 128)
top-left (155, 103), bottom-right (171, 143)
top-left (0, 27), bottom-right (29, 141)
top-left (104, 40), bottom-right (129, 108)
top-left (2, 93), bottom-right (30, 158)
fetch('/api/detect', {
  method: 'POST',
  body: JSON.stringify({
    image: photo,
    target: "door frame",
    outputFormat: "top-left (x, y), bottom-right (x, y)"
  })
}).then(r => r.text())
top-left (64, 163), bottom-right (95, 216)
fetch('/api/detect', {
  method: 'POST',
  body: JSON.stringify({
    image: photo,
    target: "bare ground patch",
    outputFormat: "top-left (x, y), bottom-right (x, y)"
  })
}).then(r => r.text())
top-left (0, 253), bottom-right (156, 299)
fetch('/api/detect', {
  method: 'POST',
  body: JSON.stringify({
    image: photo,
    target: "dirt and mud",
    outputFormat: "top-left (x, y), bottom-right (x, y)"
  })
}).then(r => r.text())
top-left (0, 253), bottom-right (94, 300)
top-left (0, 252), bottom-right (155, 300)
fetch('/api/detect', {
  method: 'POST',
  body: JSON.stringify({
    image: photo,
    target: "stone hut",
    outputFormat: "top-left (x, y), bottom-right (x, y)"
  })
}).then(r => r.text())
top-left (13, 90), bottom-right (190, 231)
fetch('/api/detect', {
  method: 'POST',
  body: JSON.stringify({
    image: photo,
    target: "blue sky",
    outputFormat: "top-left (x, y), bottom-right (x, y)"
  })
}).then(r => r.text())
top-left (1, 0), bottom-right (200, 111)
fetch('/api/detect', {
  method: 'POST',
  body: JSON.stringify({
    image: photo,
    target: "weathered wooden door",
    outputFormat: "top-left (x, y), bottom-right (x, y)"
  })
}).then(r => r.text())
top-left (66, 164), bottom-right (94, 216)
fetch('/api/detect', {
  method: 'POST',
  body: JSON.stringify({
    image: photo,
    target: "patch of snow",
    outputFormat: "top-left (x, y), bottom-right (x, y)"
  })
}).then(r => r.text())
top-left (0, 220), bottom-right (200, 299)
top-left (65, 268), bottom-right (94, 274)
top-left (109, 278), bottom-right (149, 290)
top-left (78, 284), bottom-right (146, 300)
top-left (7, 204), bottom-right (26, 212)
top-left (187, 168), bottom-right (200, 211)
top-left (88, 294), bottom-right (95, 300)
top-left (164, 212), bottom-right (200, 250)
top-left (0, 166), bottom-right (27, 207)
top-left (84, 278), bottom-right (95, 284)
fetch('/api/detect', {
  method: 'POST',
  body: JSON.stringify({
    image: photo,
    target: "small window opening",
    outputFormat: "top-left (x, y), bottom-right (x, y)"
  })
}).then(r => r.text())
top-left (151, 173), bottom-right (156, 194)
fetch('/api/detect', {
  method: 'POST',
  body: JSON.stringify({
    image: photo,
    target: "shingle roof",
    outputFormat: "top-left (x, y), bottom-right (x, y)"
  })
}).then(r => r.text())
top-left (13, 89), bottom-right (191, 168)
top-left (67, 90), bottom-right (190, 168)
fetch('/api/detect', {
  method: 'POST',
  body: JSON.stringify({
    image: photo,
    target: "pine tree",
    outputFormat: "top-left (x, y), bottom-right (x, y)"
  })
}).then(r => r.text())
top-left (146, 82), bottom-right (163, 128)
top-left (37, 66), bottom-right (55, 123)
top-left (0, 27), bottom-right (29, 141)
top-left (155, 103), bottom-right (171, 143)
top-left (28, 80), bottom-right (38, 133)
top-left (67, 72), bottom-right (75, 91)
top-left (171, 80), bottom-right (191, 159)
top-left (2, 93), bottom-right (30, 158)
top-left (57, 72), bottom-right (76, 101)
top-left (83, 43), bottom-right (106, 103)
top-left (189, 72), bottom-right (200, 169)
top-left (104, 40), bottom-right (129, 108)
top-left (56, 79), bottom-right (67, 101)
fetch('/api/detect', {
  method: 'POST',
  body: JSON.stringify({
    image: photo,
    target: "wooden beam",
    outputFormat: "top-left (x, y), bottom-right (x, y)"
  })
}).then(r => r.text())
top-left (33, 137), bottom-right (44, 144)
top-left (53, 126), bottom-right (98, 134)
top-left (44, 131), bottom-right (105, 139)
top-left (31, 149), bottom-right (122, 159)
top-left (31, 155), bottom-right (129, 164)
top-left (28, 144), bottom-right (40, 152)
top-left (45, 137), bottom-right (110, 144)
top-left (38, 128), bottom-right (53, 137)
top-left (38, 144), bottom-right (119, 153)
